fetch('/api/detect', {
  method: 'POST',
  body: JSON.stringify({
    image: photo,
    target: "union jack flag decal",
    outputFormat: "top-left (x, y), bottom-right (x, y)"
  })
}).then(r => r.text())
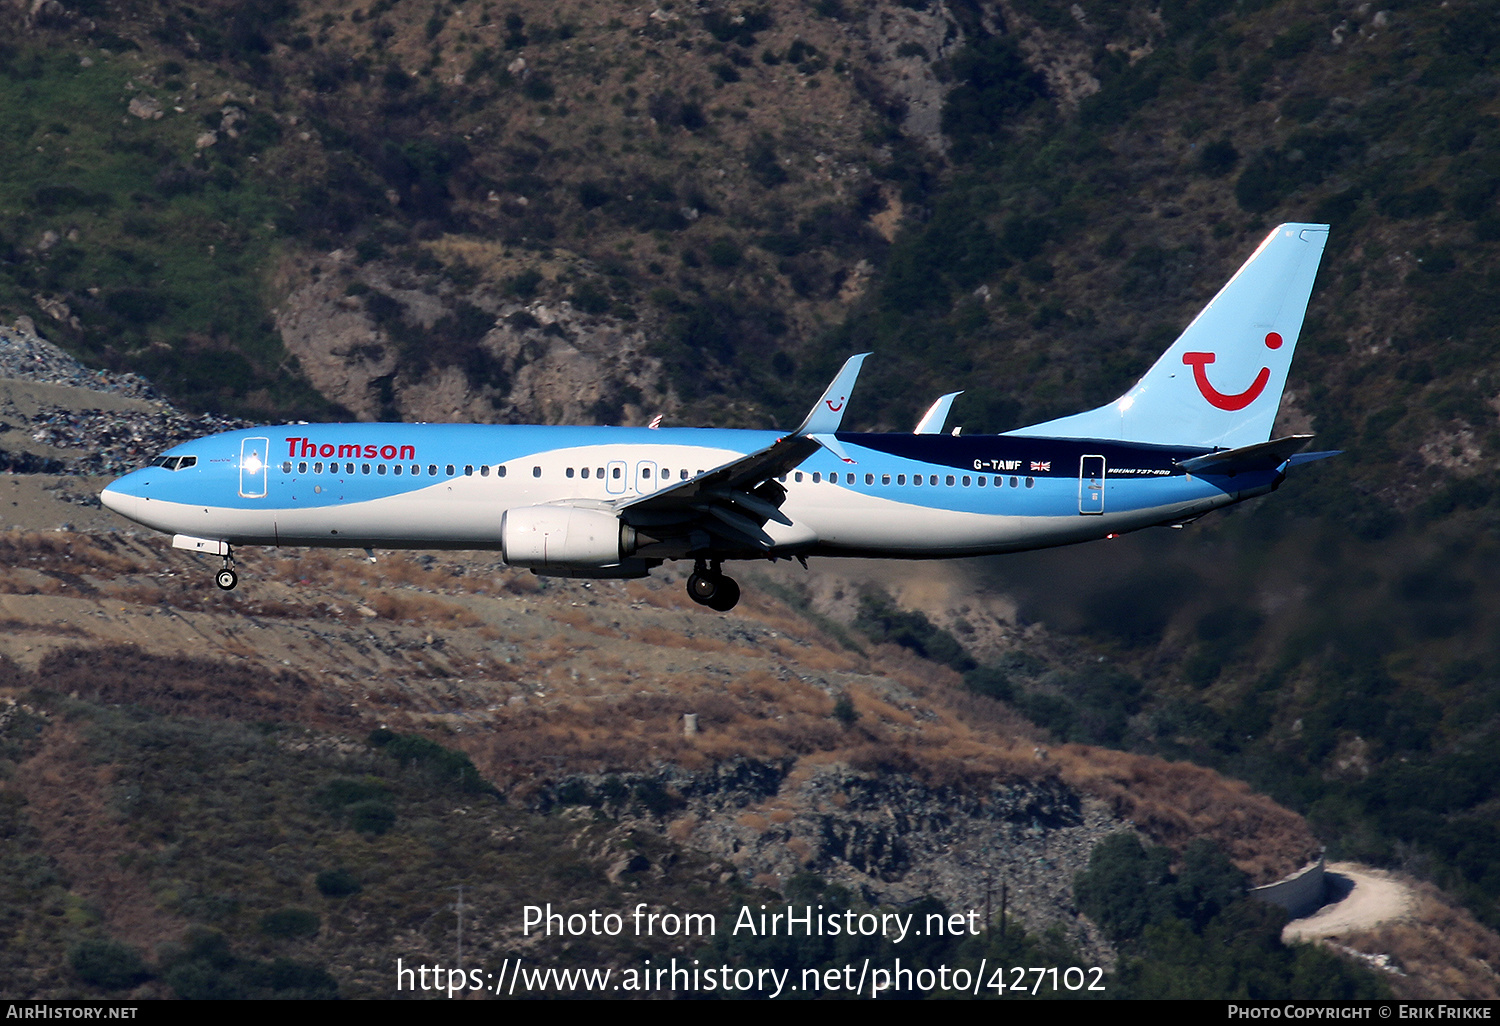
top-left (1030, 460), bottom-right (1051, 472)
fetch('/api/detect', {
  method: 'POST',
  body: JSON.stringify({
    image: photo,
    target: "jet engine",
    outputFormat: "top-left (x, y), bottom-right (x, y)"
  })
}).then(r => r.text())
top-left (500, 505), bottom-right (637, 569)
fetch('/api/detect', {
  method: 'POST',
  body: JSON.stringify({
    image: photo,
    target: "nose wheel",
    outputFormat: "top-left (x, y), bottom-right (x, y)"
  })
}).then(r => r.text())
top-left (686, 561), bottom-right (739, 611)
top-left (215, 552), bottom-right (238, 591)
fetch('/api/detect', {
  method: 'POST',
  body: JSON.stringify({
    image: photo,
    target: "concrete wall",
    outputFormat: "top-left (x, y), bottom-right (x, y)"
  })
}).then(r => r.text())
top-left (1250, 854), bottom-right (1326, 919)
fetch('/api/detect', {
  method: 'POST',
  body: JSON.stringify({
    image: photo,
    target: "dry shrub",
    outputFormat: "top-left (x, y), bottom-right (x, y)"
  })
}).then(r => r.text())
top-left (626, 581), bottom-right (691, 610)
top-left (368, 591), bottom-right (479, 625)
top-left (1340, 882), bottom-right (1500, 999)
top-left (34, 645), bottom-right (354, 727)
top-left (766, 636), bottom-right (856, 673)
top-left (1053, 745), bottom-right (1318, 883)
top-left (786, 836), bottom-right (814, 864)
top-left (0, 531), bottom-right (140, 575)
top-left (738, 812), bottom-right (769, 831)
top-left (503, 572), bottom-right (541, 595)
top-left (636, 626), bottom-right (729, 652)
top-left (666, 815), bottom-right (698, 843)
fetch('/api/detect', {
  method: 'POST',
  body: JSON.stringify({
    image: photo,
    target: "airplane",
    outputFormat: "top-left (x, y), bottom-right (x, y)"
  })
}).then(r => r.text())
top-left (101, 222), bottom-right (1336, 612)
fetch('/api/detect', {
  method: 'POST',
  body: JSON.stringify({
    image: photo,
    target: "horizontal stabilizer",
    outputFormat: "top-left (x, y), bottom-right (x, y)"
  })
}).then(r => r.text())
top-left (1176, 434), bottom-right (1313, 475)
top-left (1286, 449), bottom-right (1341, 468)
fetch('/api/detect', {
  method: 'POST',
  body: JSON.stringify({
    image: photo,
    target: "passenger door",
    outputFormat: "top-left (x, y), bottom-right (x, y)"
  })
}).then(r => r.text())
top-left (1078, 455), bottom-right (1105, 515)
top-left (240, 437), bottom-right (269, 498)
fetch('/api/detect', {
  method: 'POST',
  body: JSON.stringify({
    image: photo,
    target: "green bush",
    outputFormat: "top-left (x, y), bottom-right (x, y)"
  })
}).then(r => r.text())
top-left (315, 868), bottom-right (363, 897)
top-left (259, 908), bottom-right (321, 939)
top-left (349, 799), bottom-right (397, 835)
top-left (69, 938), bottom-right (150, 990)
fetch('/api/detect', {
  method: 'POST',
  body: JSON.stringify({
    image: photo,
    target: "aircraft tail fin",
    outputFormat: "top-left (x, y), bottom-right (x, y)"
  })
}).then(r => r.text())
top-left (1006, 223), bottom-right (1329, 449)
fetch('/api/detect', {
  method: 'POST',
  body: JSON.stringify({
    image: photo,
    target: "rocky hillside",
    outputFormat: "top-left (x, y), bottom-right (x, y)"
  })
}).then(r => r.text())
top-left (3, 0), bottom-right (1500, 995)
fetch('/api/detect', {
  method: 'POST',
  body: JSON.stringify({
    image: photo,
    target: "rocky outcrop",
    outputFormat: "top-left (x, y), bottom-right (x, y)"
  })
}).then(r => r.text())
top-left (536, 757), bottom-right (1120, 961)
top-left (273, 253), bottom-right (671, 426)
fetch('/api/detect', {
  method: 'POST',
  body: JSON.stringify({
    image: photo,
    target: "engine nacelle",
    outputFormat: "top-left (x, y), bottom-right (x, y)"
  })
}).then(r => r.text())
top-left (500, 505), bottom-right (636, 569)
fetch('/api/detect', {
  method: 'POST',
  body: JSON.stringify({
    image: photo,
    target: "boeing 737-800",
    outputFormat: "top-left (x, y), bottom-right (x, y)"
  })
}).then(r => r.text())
top-left (101, 223), bottom-right (1336, 611)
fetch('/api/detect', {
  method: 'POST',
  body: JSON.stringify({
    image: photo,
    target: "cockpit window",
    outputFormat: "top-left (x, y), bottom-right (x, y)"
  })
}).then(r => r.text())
top-left (150, 455), bottom-right (197, 471)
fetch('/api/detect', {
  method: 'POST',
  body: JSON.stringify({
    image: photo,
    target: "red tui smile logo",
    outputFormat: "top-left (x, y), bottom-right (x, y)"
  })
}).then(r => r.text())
top-left (825, 396), bottom-right (846, 412)
top-left (1182, 332), bottom-right (1283, 411)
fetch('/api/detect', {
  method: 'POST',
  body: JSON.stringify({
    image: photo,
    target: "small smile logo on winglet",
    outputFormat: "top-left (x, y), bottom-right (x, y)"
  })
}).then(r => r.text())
top-left (825, 396), bottom-right (846, 412)
top-left (1182, 332), bottom-right (1282, 411)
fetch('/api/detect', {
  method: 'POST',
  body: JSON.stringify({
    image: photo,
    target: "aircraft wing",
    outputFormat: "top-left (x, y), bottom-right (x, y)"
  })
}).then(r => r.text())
top-left (613, 354), bottom-right (869, 553)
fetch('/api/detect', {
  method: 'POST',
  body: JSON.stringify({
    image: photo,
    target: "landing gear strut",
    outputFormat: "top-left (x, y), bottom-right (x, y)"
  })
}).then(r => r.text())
top-left (686, 560), bottom-right (739, 612)
top-left (215, 549), bottom-right (238, 591)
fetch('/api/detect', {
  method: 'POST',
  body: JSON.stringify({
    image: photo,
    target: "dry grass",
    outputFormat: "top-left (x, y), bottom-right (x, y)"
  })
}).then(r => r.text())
top-left (1052, 745), bottom-right (1320, 883)
top-left (1341, 883), bottom-right (1500, 1000)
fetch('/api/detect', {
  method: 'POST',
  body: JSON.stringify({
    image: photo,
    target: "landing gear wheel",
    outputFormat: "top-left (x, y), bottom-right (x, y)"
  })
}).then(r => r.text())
top-left (705, 576), bottom-right (740, 612)
top-left (215, 567), bottom-right (238, 591)
top-left (687, 572), bottom-right (718, 605)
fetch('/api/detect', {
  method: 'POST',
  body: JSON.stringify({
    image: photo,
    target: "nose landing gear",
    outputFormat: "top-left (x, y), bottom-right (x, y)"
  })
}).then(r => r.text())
top-left (215, 550), bottom-right (238, 591)
top-left (686, 560), bottom-right (739, 611)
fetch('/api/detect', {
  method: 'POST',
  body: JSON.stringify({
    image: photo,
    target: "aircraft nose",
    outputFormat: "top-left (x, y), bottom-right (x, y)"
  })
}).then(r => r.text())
top-left (100, 476), bottom-right (143, 520)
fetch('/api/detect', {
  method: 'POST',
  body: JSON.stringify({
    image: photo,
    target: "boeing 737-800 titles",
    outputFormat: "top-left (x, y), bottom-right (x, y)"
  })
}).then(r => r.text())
top-left (101, 223), bottom-right (1336, 611)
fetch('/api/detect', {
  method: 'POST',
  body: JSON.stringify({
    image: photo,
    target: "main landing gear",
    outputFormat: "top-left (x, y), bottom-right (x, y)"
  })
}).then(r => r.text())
top-left (686, 560), bottom-right (739, 612)
top-left (215, 549), bottom-right (238, 591)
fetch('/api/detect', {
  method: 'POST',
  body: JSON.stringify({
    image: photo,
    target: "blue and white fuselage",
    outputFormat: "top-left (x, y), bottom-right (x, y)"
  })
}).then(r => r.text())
top-left (101, 424), bottom-right (1268, 554)
top-left (100, 223), bottom-right (1337, 609)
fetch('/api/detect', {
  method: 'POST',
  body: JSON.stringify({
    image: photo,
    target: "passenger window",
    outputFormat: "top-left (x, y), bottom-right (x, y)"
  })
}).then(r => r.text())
top-left (643, 467), bottom-right (652, 478)
top-left (882, 474), bottom-right (891, 485)
top-left (865, 474), bottom-right (873, 485)
top-left (897, 474), bottom-right (906, 485)
top-left (778, 474), bottom-right (787, 483)
top-left (612, 467), bottom-right (622, 480)
top-left (298, 462), bottom-right (307, 473)
top-left (847, 473), bottom-right (855, 484)
top-left (480, 465), bottom-right (490, 477)
top-left (446, 464), bottom-right (455, 475)
top-left (281, 461), bottom-right (292, 473)
top-left (962, 476), bottom-right (970, 486)
top-left (930, 475), bottom-right (938, 486)
top-left (1008, 477), bottom-right (1017, 487)
top-left (566, 467), bottom-right (575, 478)
top-left (411, 465), bottom-right (420, 475)
top-left (428, 464), bottom-right (437, 476)
top-left (811, 472), bottom-right (820, 483)
top-left (795, 472), bottom-right (804, 483)
top-left (499, 465), bottom-right (508, 477)
top-left (377, 464), bottom-right (387, 475)
top-left (913, 474), bottom-right (921, 486)
top-left (465, 465), bottom-right (473, 476)
top-left (394, 465), bottom-right (403, 475)
top-left (597, 467), bottom-right (605, 478)
top-left (362, 464), bottom-right (371, 474)
top-left (581, 467), bottom-right (590, 479)
top-left (533, 466), bottom-right (541, 478)
top-left (946, 475), bottom-right (954, 486)
top-left (977, 476), bottom-right (985, 487)
top-left (680, 469), bottom-right (689, 480)
top-left (1025, 477), bottom-right (1035, 488)
top-left (313, 462), bottom-right (323, 473)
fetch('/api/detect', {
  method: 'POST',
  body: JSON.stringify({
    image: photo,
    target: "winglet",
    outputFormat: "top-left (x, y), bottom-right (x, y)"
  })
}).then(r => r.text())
top-left (915, 391), bottom-right (963, 434)
top-left (794, 353), bottom-right (870, 436)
